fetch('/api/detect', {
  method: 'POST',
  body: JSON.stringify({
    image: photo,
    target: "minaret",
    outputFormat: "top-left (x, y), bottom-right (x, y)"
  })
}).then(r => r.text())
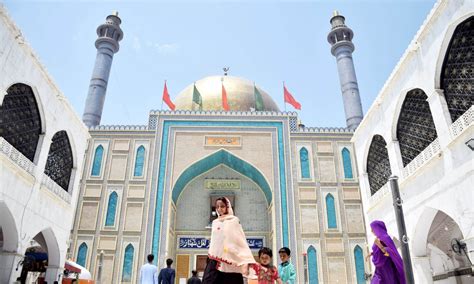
top-left (328, 11), bottom-right (363, 130)
top-left (82, 12), bottom-right (123, 127)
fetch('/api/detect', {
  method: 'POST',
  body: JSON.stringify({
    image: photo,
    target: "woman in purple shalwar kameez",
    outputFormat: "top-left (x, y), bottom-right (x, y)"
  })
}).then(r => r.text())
top-left (368, 221), bottom-right (406, 284)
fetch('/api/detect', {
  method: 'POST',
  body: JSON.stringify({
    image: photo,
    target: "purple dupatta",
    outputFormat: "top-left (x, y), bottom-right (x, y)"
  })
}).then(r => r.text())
top-left (370, 220), bottom-right (406, 284)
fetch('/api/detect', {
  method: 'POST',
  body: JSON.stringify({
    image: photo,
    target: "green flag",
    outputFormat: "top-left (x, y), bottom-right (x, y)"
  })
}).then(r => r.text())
top-left (192, 84), bottom-right (202, 110)
top-left (254, 85), bottom-right (264, 111)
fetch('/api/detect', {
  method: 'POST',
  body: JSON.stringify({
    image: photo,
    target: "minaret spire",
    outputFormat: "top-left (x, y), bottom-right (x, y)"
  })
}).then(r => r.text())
top-left (82, 12), bottom-right (124, 127)
top-left (328, 11), bottom-right (363, 129)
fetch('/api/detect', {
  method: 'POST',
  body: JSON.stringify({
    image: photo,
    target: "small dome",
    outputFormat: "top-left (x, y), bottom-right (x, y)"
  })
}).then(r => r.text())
top-left (174, 76), bottom-right (280, 112)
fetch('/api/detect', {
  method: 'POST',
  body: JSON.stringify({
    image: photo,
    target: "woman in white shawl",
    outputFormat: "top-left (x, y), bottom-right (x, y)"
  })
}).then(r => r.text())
top-left (204, 197), bottom-right (256, 284)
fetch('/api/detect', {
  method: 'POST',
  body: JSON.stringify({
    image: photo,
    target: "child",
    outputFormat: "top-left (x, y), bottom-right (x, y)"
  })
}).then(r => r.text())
top-left (205, 197), bottom-right (256, 284)
top-left (251, 247), bottom-right (282, 284)
top-left (278, 247), bottom-right (296, 284)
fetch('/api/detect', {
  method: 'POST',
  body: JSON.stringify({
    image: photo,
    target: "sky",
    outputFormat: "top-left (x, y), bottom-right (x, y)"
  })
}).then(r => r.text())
top-left (3, 0), bottom-right (437, 127)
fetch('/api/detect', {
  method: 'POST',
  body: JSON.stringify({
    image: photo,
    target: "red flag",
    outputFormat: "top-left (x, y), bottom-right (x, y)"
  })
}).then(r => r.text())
top-left (162, 81), bottom-right (175, 110)
top-left (222, 83), bottom-right (230, 111)
top-left (284, 85), bottom-right (301, 110)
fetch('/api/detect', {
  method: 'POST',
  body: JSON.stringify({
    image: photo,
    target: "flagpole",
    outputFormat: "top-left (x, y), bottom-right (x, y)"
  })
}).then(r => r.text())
top-left (161, 80), bottom-right (165, 110)
top-left (283, 81), bottom-right (287, 112)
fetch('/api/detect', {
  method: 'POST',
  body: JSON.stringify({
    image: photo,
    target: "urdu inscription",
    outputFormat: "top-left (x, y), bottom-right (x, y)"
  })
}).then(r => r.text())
top-left (179, 237), bottom-right (264, 249)
top-left (205, 136), bottom-right (241, 147)
top-left (205, 179), bottom-right (241, 190)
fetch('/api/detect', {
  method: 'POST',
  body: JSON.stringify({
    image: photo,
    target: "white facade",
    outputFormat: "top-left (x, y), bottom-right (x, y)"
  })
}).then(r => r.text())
top-left (352, 0), bottom-right (473, 283)
top-left (0, 5), bottom-right (89, 283)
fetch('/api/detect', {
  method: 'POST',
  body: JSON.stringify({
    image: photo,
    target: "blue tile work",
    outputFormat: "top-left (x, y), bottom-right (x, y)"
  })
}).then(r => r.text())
top-left (77, 242), bottom-right (87, 267)
top-left (134, 145), bottom-right (145, 177)
top-left (354, 245), bottom-right (365, 284)
top-left (300, 147), bottom-right (310, 178)
top-left (91, 145), bottom-right (103, 176)
top-left (326, 193), bottom-right (337, 229)
top-left (342, 147), bottom-right (353, 179)
top-left (308, 246), bottom-right (319, 284)
top-left (122, 244), bottom-right (134, 281)
top-left (105, 191), bottom-right (118, 227)
top-left (172, 149), bottom-right (272, 204)
top-left (152, 120), bottom-right (289, 257)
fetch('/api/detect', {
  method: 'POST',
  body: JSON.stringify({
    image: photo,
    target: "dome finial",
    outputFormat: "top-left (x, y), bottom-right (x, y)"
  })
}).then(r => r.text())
top-left (223, 67), bottom-right (230, 76)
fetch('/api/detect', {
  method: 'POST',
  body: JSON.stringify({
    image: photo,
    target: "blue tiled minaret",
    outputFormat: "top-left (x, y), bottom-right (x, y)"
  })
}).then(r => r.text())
top-left (328, 11), bottom-right (363, 130)
top-left (83, 12), bottom-right (123, 127)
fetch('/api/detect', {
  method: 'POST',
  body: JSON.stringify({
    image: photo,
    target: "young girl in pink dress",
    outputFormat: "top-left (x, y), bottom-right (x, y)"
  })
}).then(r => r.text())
top-left (251, 247), bottom-right (282, 284)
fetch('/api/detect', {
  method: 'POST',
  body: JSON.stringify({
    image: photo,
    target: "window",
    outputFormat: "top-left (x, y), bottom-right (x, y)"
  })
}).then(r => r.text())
top-left (326, 193), bottom-right (337, 229)
top-left (133, 146), bottom-right (145, 177)
top-left (396, 89), bottom-right (437, 166)
top-left (307, 246), bottom-right (319, 284)
top-left (122, 244), bottom-right (134, 281)
top-left (300, 147), bottom-right (310, 179)
top-left (342, 147), bottom-right (353, 179)
top-left (367, 135), bottom-right (391, 195)
top-left (77, 242), bottom-right (88, 267)
top-left (44, 131), bottom-right (73, 191)
top-left (441, 16), bottom-right (474, 123)
top-left (354, 245), bottom-right (365, 284)
top-left (91, 145), bottom-right (104, 176)
top-left (0, 83), bottom-right (41, 162)
top-left (105, 191), bottom-right (118, 227)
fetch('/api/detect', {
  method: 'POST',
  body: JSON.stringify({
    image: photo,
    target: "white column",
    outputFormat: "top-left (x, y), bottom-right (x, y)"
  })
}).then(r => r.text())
top-left (45, 265), bottom-right (62, 283)
top-left (0, 251), bottom-right (23, 283)
top-left (426, 89), bottom-right (453, 148)
top-left (386, 140), bottom-right (403, 177)
top-left (412, 256), bottom-right (433, 284)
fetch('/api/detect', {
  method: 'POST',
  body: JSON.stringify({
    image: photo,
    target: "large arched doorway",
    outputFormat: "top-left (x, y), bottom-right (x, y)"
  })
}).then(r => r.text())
top-left (168, 150), bottom-right (272, 282)
top-left (414, 209), bottom-right (472, 282)
top-left (18, 229), bottom-right (60, 284)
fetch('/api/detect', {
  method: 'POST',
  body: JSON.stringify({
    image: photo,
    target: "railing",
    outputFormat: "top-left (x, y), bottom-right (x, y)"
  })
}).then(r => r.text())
top-left (1, 137), bottom-right (71, 203)
top-left (0, 137), bottom-right (36, 175)
top-left (402, 138), bottom-right (441, 179)
top-left (450, 105), bottom-right (473, 138)
top-left (41, 174), bottom-right (71, 204)
top-left (368, 182), bottom-right (390, 207)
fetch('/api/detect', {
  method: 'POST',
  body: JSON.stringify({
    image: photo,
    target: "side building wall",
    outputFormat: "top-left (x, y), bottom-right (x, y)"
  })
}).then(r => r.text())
top-left (290, 131), bottom-right (368, 284)
top-left (70, 129), bottom-right (155, 284)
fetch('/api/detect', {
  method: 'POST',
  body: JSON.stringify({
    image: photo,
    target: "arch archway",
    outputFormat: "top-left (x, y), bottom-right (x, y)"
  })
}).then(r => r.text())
top-left (413, 208), bottom-right (472, 280)
top-left (44, 131), bottom-right (74, 191)
top-left (439, 16), bottom-right (474, 123)
top-left (366, 135), bottom-right (392, 195)
top-left (172, 149), bottom-right (272, 205)
top-left (396, 89), bottom-right (438, 166)
top-left (0, 83), bottom-right (43, 162)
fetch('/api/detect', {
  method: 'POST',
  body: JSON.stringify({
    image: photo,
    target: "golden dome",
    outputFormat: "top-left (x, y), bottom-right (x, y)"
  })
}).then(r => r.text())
top-left (174, 76), bottom-right (280, 112)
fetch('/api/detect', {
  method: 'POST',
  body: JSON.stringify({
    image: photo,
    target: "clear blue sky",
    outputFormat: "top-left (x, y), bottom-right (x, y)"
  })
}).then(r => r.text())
top-left (4, 0), bottom-right (436, 127)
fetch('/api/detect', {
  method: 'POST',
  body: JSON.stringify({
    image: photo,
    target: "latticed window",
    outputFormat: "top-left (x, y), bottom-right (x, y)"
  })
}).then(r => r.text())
top-left (354, 245), bottom-right (365, 284)
top-left (342, 147), bottom-right (353, 179)
top-left (396, 89), bottom-right (438, 166)
top-left (326, 194), bottom-right (337, 229)
top-left (77, 242), bottom-right (88, 267)
top-left (0, 83), bottom-right (42, 162)
top-left (44, 131), bottom-right (73, 191)
top-left (307, 246), bottom-right (319, 284)
top-left (441, 16), bottom-right (474, 122)
top-left (300, 147), bottom-right (310, 179)
top-left (105, 191), bottom-right (118, 226)
top-left (122, 244), bottom-right (134, 281)
top-left (134, 145), bottom-right (145, 177)
top-left (367, 135), bottom-right (392, 195)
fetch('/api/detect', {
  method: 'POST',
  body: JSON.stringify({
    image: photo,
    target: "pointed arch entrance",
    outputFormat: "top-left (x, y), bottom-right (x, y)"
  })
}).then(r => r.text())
top-left (167, 150), bottom-right (273, 280)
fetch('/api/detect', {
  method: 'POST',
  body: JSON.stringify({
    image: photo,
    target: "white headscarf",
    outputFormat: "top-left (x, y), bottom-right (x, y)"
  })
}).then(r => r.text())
top-left (208, 197), bottom-right (255, 272)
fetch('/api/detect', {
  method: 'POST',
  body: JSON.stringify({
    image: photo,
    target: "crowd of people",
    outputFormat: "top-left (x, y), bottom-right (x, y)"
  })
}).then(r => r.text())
top-left (140, 197), bottom-right (406, 284)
